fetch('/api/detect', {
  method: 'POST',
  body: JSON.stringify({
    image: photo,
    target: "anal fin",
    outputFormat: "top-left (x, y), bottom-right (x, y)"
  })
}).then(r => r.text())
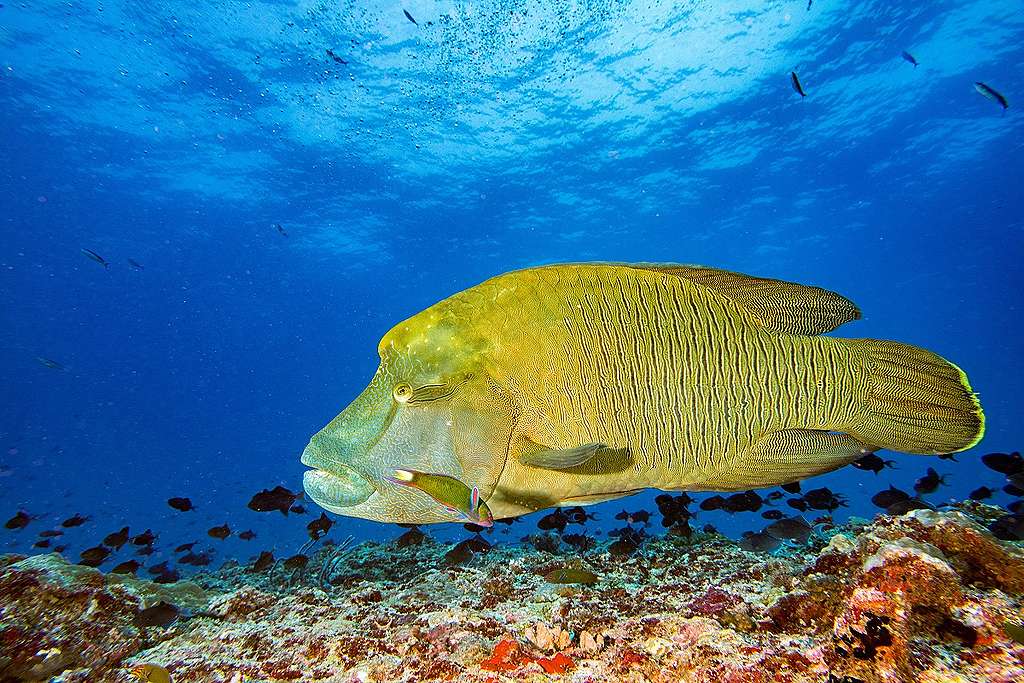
top-left (703, 429), bottom-right (873, 490)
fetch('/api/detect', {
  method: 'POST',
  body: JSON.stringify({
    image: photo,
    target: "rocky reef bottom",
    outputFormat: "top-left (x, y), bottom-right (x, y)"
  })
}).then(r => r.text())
top-left (2, 504), bottom-right (1023, 683)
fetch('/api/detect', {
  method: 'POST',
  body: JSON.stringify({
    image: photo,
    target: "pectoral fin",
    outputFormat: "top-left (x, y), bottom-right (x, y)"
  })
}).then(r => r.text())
top-left (517, 440), bottom-right (605, 470)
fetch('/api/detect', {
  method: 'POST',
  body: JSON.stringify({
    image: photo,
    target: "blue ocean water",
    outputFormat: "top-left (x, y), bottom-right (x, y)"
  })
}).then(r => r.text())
top-left (0, 1), bottom-right (1021, 567)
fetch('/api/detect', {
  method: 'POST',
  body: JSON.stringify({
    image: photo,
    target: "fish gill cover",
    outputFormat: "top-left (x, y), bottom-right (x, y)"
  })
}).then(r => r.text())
top-left (0, 1), bottom-right (1022, 682)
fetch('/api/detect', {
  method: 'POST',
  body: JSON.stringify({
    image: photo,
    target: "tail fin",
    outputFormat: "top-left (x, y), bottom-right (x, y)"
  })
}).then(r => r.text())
top-left (847, 339), bottom-right (984, 454)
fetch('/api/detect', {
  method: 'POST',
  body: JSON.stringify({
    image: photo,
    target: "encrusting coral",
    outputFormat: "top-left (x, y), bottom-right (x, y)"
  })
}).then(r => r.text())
top-left (1, 504), bottom-right (1022, 682)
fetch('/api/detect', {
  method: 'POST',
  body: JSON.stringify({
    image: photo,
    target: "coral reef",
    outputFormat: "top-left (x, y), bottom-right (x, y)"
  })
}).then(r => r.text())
top-left (2, 505), bottom-right (1023, 682)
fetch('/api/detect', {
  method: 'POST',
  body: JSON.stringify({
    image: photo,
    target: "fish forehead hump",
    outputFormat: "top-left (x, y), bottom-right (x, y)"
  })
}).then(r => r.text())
top-left (377, 289), bottom-right (493, 373)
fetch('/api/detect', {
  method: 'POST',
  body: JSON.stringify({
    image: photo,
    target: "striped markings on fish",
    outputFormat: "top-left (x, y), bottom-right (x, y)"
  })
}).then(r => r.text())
top-left (300, 263), bottom-right (984, 526)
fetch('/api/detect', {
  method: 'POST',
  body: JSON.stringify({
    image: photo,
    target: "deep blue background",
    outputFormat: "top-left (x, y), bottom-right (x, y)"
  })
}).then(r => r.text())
top-left (1, 1), bottom-right (1021, 569)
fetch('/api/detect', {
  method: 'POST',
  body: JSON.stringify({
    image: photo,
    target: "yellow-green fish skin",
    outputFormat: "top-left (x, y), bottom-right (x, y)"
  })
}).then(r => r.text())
top-left (301, 263), bottom-right (984, 523)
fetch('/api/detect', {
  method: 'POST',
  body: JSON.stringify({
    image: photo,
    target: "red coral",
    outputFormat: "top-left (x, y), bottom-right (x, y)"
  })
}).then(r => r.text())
top-left (480, 638), bottom-right (529, 672)
top-left (536, 652), bottom-right (574, 674)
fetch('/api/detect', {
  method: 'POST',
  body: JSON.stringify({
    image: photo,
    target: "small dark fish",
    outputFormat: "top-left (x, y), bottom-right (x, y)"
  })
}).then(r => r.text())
top-left (38, 529), bottom-right (63, 537)
top-left (722, 490), bottom-right (764, 513)
top-left (871, 485), bottom-right (910, 509)
top-left (765, 491), bottom-right (784, 501)
top-left (786, 497), bottom-right (809, 512)
top-left (103, 526), bottom-right (130, 549)
top-left (974, 82), bottom-right (1009, 110)
top-left (167, 497), bottom-right (194, 512)
top-left (1004, 483), bottom-right (1024, 497)
top-left (136, 544), bottom-right (156, 556)
top-left (252, 550), bottom-right (275, 571)
top-left (290, 504), bottom-right (306, 514)
top-left (656, 492), bottom-right (694, 508)
top-left (803, 487), bottom-right (847, 512)
top-left (307, 512), bottom-right (333, 541)
top-left (444, 535), bottom-right (491, 565)
top-left (53, 544), bottom-right (68, 553)
top-left (982, 452), bottom-right (1023, 475)
top-left (79, 545), bottom-right (111, 567)
top-left (111, 559), bottom-right (141, 575)
top-left (936, 452), bottom-right (958, 461)
top-left (781, 482), bottom-right (801, 494)
top-left (148, 561), bottom-right (171, 575)
top-left (5, 511), bottom-right (30, 530)
top-left (614, 510), bottom-right (650, 525)
top-left (765, 517), bottom-right (813, 543)
top-left (248, 485), bottom-right (298, 515)
top-left (537, 510), bottom-right (569, 533)
top-left (852, 452), bottom-right (896, 474)
top-left (739, 530), bottom-right (782, 553)
top-left (153, 569), bottom-right (180, 584)
top-left (564, 505), bottom-right (597, 525)
top-left (396, 526), bottom-right (426, 548)
top-left (761, 509), bottom-right (785, 521)
top-left (700, 495), bottom-right (725, 511)
top-left (969, 486), bottom-right (993, 501)
top-left (544, 561), bottom-right (599, 586)
top-left (179, 551), bottom-right (212, 566)
top-left (36, 356), bottom-right (64, 370)
top-left (134, 601), bottom-right (179, 628)
top-left (238, 529), bottom-right (256, 541)
top-left (61, 513), bottom-right (90, 528)
top-left (208, 523), bottom-right (231, 540)
top-left (667, 518), bottom-right (692, 539)
top-left (1010, 472), bottom-right (1024, 489)
top-left (132, 529), bottom-right (156, 545)
top-left (1009, 500), bottom-right (1024, 514)
top-left (174, 541), bottom-right (196, 553)
top-left (791, 71), bottom-right (807, 98)
top-left (127, 258), bottom-right (144, 270)
top-left (562, 532), bottom-right (596, 552)
top-left (283, 554), bottom-right (309, 571)
top-left (807, 0), bottom-right (812, 10)
top-left (901, 51), bottom-right (918, 67)
top-left (403, 9), bottom-right (417, 25)
top-left (81, 248), bottom-right (109, 268)
top-left (274, 223), bottom-right (288, 237)
top-left (914, 467), bottom-right (948, 495)
top-left (33, 539), bottom-right (50, 548)
top-left (325, 49), bottom-right (347, 65)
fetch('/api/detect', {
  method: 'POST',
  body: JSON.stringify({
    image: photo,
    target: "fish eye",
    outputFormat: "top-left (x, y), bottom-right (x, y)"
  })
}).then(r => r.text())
top-left (393, 383), bottom-right (413, 403)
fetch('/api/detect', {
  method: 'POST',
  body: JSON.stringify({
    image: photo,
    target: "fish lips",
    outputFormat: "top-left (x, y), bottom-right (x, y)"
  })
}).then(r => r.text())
top-left (301, 448), bottom-right (375, 510)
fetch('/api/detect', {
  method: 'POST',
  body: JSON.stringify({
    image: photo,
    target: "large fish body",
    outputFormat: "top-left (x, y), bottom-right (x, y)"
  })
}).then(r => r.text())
top-left (301, 264), bottom-right (984, 524)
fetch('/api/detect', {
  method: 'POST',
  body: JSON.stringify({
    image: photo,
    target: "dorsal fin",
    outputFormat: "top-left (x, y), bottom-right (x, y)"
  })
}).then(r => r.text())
top-left (627, 263), bottom-right (861, 335)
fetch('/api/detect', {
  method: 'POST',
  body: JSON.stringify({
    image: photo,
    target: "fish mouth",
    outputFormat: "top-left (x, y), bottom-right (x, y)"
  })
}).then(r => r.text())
top-left (301, 445), bottom-right (375, 509)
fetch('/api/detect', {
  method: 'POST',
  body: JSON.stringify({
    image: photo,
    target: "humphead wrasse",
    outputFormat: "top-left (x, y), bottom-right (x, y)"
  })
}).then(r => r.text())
top-left (301, 263), bottom-right (984, 524)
